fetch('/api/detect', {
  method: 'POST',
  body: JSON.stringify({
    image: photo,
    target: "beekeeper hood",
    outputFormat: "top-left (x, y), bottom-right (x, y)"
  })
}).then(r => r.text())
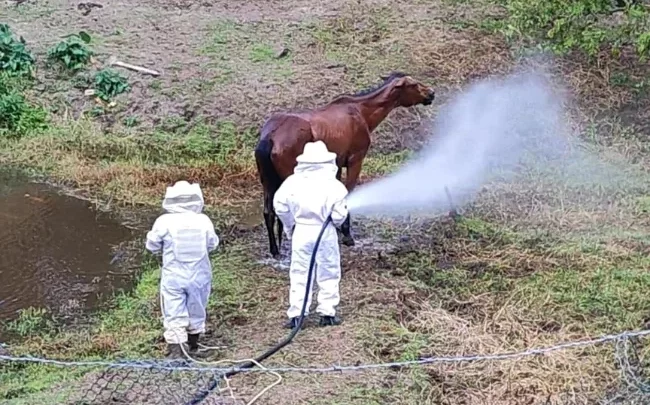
top-left (162, 181), bottom-right (205, 214)
top-left (294, 141), bottom-right (338, 176)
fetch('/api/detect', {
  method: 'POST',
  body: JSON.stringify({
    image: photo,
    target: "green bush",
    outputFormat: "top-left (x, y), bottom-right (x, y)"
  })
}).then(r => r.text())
top-left (47, 32), bottom-right (93, 72)
top-left (93, 68), bottom-right (130, 101)
top-left (494, 0), bottom-right (650, 58)
top-left (0, 74), bottom-right (48, 138)
top-left (0, 24), bottom-right (35, 76)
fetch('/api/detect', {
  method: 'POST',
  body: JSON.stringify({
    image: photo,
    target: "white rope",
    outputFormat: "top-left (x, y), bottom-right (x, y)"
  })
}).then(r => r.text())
top-left (177, 337), bottom-right (282, 405)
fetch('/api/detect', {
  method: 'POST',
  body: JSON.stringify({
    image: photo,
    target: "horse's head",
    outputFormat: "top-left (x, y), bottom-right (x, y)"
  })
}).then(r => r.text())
top-left (383, 74), bottom-right (435, 107)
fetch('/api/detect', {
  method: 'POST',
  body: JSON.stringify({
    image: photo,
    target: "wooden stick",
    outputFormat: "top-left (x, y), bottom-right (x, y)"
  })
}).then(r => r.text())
top-left (110, 59), bottom-right (160, 76)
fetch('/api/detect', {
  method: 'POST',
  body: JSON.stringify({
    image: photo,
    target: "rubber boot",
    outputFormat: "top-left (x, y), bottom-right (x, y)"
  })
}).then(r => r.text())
top-left (187, 334), bottom-right (210, 359)
top-left (188, 333), bottom-right (200, 351)
top-left (166, 344), bottom-right (184, 360)
top-left (319, 315), bottom-right (342, 327)
top-left (284, 317), bottom-right (301, 329)
top-left (341, 235), bottom-right (355, 247)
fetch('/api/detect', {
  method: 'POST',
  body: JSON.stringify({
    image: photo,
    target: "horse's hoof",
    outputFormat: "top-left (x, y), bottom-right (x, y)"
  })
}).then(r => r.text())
top-left (341, 236), bottom-right (355, 247)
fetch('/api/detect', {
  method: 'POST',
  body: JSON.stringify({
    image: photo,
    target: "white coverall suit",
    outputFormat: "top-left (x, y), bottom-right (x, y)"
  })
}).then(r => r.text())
top-left (273, 141), bottom-right (349, 321)
top-left (145, 181), bottom-right (219, 345)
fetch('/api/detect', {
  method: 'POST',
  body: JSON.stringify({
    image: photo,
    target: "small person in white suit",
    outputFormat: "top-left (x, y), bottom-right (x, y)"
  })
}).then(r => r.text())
top-left (145, 181), bottom-right (219, 359)
top-left (273, 141), bottom-right (349, 329)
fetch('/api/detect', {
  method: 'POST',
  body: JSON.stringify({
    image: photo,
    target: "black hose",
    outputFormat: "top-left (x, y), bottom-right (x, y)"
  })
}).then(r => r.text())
top-left (188, 215), bottom-right (334, 404)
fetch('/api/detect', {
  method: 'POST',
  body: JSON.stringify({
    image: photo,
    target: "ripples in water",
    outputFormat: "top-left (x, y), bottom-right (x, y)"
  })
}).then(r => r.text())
top-left (0, 175), bottom-right (134, 320)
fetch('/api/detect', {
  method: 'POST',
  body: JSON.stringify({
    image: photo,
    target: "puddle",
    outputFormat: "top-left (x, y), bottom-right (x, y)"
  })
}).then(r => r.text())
top-left (230, 200), bottom-right (295, 270)
top-left (0, 172), bottom-right (135, 321)
top-left (231, 200), bottom-right (264, 230)
top-left (348, 236), bottom-right (398, 254)
top-left (257, 253), bottom-right (291, 271)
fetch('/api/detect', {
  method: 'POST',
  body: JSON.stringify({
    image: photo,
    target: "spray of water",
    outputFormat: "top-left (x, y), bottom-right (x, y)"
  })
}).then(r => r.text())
top-left (346, 67), bottom-right (631, 218)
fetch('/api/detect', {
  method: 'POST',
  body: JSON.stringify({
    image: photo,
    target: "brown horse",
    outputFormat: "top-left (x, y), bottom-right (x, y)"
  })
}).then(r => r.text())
top-left (255, 72), bottom-right (435, 258)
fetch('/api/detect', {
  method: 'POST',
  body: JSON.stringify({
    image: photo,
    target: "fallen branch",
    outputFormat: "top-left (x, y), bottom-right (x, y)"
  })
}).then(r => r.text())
top-left (108, 56), bottom-right (160, 76)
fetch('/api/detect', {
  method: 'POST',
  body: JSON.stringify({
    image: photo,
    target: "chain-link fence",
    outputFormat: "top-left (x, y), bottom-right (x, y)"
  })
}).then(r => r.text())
top-left (1, 329), bottom-right (649, 404)
top-left (73, 364), bottom-right (227, 405)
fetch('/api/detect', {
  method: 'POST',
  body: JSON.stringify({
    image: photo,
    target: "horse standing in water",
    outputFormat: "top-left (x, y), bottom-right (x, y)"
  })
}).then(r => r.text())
top-left (255, 72), bottom-right (435, 258)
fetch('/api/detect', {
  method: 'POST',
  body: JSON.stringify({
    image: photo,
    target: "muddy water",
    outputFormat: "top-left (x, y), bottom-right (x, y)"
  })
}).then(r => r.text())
top-left (0, 173), bottom-right (134, 320)
top-left (231, 200), bottom-right (293, 270)
top-left (233, 200), bottom-right (264, 230)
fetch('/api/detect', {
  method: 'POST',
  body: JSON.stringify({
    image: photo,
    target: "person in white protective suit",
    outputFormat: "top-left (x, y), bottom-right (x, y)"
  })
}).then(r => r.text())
top-left (145, 181), bottom-right (219, 359)
top-left (273, 141), bottom-right (349, 329)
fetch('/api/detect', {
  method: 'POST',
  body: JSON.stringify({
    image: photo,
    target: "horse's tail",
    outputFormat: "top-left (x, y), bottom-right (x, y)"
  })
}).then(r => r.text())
top-left (254, 136), bottom-right (282, 194)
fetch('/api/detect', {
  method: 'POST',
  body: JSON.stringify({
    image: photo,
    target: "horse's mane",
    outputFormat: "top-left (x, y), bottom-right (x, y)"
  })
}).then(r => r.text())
top-left (353, 71), bottom-right (408, 96)
top-left (330, 71), bottom-right (409, 104)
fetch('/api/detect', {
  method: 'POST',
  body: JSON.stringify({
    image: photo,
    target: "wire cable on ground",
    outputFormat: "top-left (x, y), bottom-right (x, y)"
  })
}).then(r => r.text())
top-left (2, 328), bottom-right (650, 374)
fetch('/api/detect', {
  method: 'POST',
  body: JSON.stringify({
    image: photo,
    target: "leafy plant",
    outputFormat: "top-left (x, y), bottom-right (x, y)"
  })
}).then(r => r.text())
top-left (123, 115), bottom-right (139, 127)
top-left (47, 32), bottom-right (93, 72)
top-left (494, 0), bottom-right (650, 59)
top-left (0, 73), bottom-right (48, 138)
top-left (88, 105), bottom-right (105, 117)
top-left (0, 24), bottom-right (35, 76)
top-left (93, 68), bottom-right (130, 101)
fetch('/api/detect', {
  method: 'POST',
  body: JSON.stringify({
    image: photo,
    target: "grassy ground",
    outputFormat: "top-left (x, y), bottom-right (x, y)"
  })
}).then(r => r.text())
top-left (1, 0), bottom-right (650, 404)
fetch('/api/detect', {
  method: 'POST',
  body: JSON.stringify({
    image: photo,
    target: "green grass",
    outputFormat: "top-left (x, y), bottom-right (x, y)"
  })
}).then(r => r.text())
top-left (57, 120), bottom-right (256, 166)
top-left (303, 5), bottom-right (411, 85)
top-left (200, 19), bottom-right (294, 85)
top-left (3, 308), bottom-right (56, 338)
top-left (517, 265), bottom-right (650, 331)
top-left (0, 74), bottom-right (48, 139)
top-left (0, 365), bottom-right (81, 405)
top-left (362, 150), bottom-right (412, 176)
top-left (0, 117), bottom-right (259, 206)
top-left (438, 249), bottom-right (646, 334)
top-left (249, 43), bottom-right (277, 62)
top-left (636, 195), bottom-right (650, 213)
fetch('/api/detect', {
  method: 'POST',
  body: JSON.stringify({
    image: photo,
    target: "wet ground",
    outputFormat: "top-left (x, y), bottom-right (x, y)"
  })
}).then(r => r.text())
top-left (0, 171), bottom-right (135, 321)
top-left (233, 201), bottom-right (294, 271)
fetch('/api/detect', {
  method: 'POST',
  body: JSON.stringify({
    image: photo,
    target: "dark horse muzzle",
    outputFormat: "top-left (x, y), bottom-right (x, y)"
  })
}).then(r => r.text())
top-left (422, 89), bottom-right (435, 105)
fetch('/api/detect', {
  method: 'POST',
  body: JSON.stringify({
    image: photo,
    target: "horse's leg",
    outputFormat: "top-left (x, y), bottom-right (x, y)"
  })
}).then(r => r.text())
top-left (264, 189), bottom-right (280, 258)
top-left (341, 157), bottom-right (365, 247)
top-left (268, 183), bottom-right (284, 255)
top-left (335, 166), bottom-right (344, 238)
top-left (276, 213), bottom-right (284, 255)
top-left (340, 214), bottom-right (353, 246)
